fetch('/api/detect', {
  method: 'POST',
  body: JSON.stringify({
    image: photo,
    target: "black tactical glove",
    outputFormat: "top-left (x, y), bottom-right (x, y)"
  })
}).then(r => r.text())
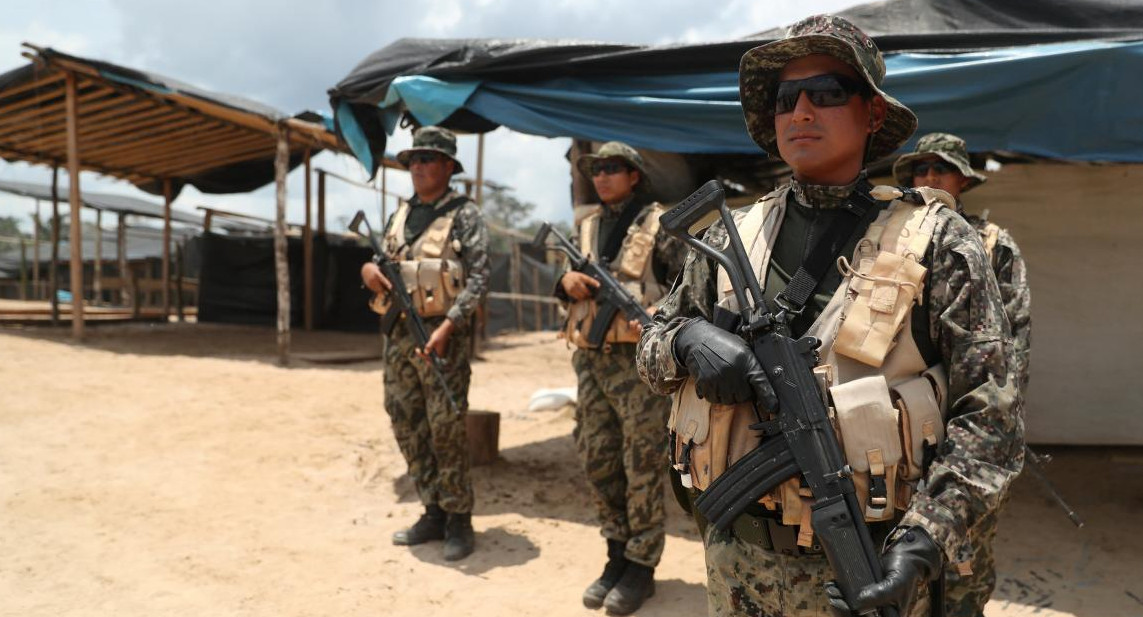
top-left (824, 527), bottom-right (943, 616)
top-left (673, 319), bottom-right (777, 408)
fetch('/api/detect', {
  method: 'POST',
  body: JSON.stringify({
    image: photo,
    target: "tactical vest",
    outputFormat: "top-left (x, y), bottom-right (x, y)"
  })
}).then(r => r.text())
top-left (370, 196), bottom-right (467, 319)
top-left (564, 202), bottom-right (669, 349)
top-left (668, 186), bottom-right (956, 542)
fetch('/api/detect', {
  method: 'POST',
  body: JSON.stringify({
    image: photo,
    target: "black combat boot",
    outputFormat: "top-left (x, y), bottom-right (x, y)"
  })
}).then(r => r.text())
top-left (391, 504), bottom-right (446, 546)
top-left (603, 562), bottom-right (655, 615)
top-left (443, 511), bottom-right (475, 561)
top-left (583, 539), bottom-right (629, 609)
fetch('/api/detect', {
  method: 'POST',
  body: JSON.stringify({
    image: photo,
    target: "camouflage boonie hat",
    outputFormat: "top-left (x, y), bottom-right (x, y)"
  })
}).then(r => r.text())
top-left (575, 141), bottom-right (650, 187)
top-left (739, 14), bottom-right (917, 161)
top-left (892, 132), bottom-right (988, 192)
top-left (396, 126), bottom-right (464, 174)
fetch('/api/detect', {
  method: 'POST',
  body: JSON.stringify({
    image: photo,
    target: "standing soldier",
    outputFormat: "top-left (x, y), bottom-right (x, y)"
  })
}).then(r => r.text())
top-left (361, 126), bottom-right (489, 561)
top-left (894, 133), bottom-right (1031, 616)
top-left (637, 15), bottom-right (1024, 617)
top-left (556, 142), bottom-right (686, 614)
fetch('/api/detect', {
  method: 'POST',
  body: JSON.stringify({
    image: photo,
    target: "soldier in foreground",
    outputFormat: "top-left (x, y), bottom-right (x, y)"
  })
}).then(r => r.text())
top-left (636, 15), bottom-right (1024, 617)
top-left (894, 133), bottom-right (1031, 616)
top-left (555, 142), bottom-right (685, 614)
top-left (360, 126), bottom-right (489, 561)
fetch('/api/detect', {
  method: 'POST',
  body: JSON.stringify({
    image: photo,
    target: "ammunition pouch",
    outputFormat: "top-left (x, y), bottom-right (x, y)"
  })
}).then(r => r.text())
top-left (370, 257), bottom-right (464, 319)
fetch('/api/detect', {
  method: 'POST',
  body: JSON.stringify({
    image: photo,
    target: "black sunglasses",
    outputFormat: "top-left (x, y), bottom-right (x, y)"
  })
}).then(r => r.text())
top-left (912, 161), bottom-right (957, 176)
top-left (590, 160), bottom-right (631, 176)
top-left (773, 74), bottom-right (870, 115)
top-left (409, 152), bottom-right (442, 165)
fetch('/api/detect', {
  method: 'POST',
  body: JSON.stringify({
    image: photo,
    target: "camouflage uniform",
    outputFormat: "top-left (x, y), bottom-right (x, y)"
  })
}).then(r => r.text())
top-left (383, 130), bottom-right (490, 516)
top-left (895, 133), bottom-right (1032, 616)
top-left (559, 181), bottom-right (687, 567)
top-left (637, 17), bottom-right (1024, 617)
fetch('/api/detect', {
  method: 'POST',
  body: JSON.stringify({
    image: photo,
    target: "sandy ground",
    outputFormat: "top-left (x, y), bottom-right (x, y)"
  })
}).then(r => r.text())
top-left (1, 323), bottom-right (1140, 617)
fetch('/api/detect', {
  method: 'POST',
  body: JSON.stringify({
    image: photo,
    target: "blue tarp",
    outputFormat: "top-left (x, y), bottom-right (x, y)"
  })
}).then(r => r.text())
top-left (376, 39), bottom-right (1143, 161)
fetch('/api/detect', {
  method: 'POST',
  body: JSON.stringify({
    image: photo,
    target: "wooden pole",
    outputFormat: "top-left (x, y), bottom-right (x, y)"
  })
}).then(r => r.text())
top-left (31, 202), bottom-right (40, 300)
top-left (303, 149), bottom-right (313, 331)
top-left (273, 126), bottom-right (291, 365)
top-left (93, 209), bottom-right (102, 304)
top-left (175, 240), bottom-right (185, 322)
top-left (532, 262), bottom-right (541, 331)
top-left (162, 177), bottom-right (172, 320)
top-left (19, 236), bottom-right (28, 300)
top-left (380, 166), bottom-right (388, 226)
top-left (316, 170), bottom-right (326, 235)
top-left (117, 213), bottom-right (129, 306)
top-left (475, 133), bottom-right (485, 207)
top-left (65, 71), bottom-right (85, 340)
top-left (511, 243), bottom-right (522, 331)
top-left (50, 166), bottom-right (60, 324)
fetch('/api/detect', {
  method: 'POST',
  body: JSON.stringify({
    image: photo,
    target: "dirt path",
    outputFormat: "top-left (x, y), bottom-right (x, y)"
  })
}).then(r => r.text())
top-left (0, 324), bottom-right (1138, 616)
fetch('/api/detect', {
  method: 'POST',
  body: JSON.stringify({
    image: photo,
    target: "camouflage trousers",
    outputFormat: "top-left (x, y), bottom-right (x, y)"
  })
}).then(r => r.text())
top-left (572, 344), bottom-right (671, 566)
top-left (944, 505), bottom-right (1005, 617)
top-left (383, 318), bottom-right (474, 514)
top-left (702, 522), bottom-right (931, 617)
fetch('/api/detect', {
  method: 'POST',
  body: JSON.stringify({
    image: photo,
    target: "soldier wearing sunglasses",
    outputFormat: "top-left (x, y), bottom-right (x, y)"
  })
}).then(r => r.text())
top-left (360, 126), bottom-right (490, 561)
top-left (894, 133), bottom-right (1031, 617)
top-left (554, 141), bottom-right (686, 614)
top-left (637, 15), bottom-right (1023, 617)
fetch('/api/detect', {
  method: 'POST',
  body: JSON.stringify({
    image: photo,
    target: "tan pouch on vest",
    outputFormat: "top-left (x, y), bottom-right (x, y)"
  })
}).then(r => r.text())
top-left (564, 299), bottom-right (641, 348)
top-left (892, 373), bottom-right (946, 481)
top-left (833, 251), bottom-right (926, 367)
top-left (670, 380), bottom-right (710, 448)
top-left (368, 260), bottom-right (422, 316)
top-left (830, 375), bottom-right (902, 522)
top-left (418, 220), bottom-right (452, 259)
top-left (617, 226), bottom-right (655, 279)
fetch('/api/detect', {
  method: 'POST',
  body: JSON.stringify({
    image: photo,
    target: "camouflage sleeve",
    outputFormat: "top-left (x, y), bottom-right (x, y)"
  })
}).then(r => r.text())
top-left (446, 200), bottom-right (490, 325)
top-left (898, 210), bottom-right (1024, 564)
top-left (637, 218), bottom-right (734, 395)
top-left (993, 229), bottom-right (1031, 392)
top-left (653, 227), bottom-right (689, 287)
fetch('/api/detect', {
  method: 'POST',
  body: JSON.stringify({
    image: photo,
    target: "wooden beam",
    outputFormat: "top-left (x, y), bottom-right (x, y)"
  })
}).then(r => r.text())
top-left (130, 131), bottom-right (269, 173)
top-left (317, 170), bottom-right (326, 235)
top-left (31, 202), bottom-right (40, 300)
top-left (162, 178), bottom-right (172, 319)
top-left (0, 84), bottom-right (108, 135)
top-left (50, 166), bottom-right (60, 324)
top-left (117, 213), bottom-right (130, 306)
top-left (273, 125), bottom-right (291, 365)
top-left (0, 144), bottom-right (148, 185)
top-left (90, 120), bottom-right (251, 163)
top-left (0, 71), bottom-right (64, 104)
top-left (475, 133), bottom-right (485, 207)
top-left (65, 71), bottom-right (85, 340)
top-left (303, 149), bottom-right (313, 331)
top-left (4, 95), bottom-right (157, 147)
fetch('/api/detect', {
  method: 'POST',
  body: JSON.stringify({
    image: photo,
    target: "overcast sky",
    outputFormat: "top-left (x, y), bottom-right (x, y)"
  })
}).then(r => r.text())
top-left (0, 0), bottom-right (866, 235)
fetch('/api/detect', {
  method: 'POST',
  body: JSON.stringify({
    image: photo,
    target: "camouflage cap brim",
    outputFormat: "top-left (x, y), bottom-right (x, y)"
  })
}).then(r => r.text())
top-left (892, 151), bottom-right (987, 192)
top-left (395, 147), bottom-right (465, 175)
top-left (739, 35), bottom-right (917, 162)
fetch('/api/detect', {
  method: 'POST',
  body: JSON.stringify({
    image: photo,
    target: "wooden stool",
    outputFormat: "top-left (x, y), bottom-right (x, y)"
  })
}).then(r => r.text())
top-left (466, 410), bottom-right (500, 466)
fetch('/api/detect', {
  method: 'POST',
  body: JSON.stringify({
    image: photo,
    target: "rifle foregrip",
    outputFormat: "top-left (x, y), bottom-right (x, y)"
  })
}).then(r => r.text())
top-left (812, 496), bottom-right (896, 617)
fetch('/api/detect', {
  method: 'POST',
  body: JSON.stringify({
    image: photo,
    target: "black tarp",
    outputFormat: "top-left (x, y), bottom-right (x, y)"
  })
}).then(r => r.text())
top-left (329, 0), bottom-right (1143, 174)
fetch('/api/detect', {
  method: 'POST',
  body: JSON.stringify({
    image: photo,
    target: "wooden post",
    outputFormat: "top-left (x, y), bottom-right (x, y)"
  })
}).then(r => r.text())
top-left (117, 213), bottom-right (129, 306)
top-left (93, 209), bottom-right (102, 304)
top-left (532, 262), bottom-right (541, 331)
top-left (19, 236), bottom-right (28, 300)
top-left (65, 71), bottom-right (85, 340)
top-left (31, 202), bottom-right (40, 299)
top-left (511, 242), bottom-right (522, 331)
top-left (273, 126), bottom-right (291, 365)
top-left (175, 240), bottom-right (185, 322)
top-left (303, 149), bottom-right (313, 331)
top-left (162, 178), bottom-right (173, 320)
top-left (475, 133), bottom-right (485, 207)
top-left (466, 410), bottom-right (501, 466)
top-left (380, 166), bottom-right (388, 226)
top-left (316, 170), bottom-right (326, 235)
top-left (50, 166), bottom-right (60, 324)
top-left (571, 139), bottom-right (595, 206)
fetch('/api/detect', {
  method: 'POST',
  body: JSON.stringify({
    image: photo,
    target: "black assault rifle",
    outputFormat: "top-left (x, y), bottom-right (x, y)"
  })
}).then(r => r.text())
top-left (531, 222), bottom-right (651, 349)
top-left (660, 180), bottom-right (897, 617)
top-left (349, 210), bottom-right (460, 415)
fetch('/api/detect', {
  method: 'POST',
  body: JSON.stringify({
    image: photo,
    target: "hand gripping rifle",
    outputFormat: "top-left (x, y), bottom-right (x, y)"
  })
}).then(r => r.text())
top-left (531, 222), bottom-right (651, 349)
top-left (349, 210), bottom-right (460, 416)
top-left (660, 180), bottom-right (897, 617)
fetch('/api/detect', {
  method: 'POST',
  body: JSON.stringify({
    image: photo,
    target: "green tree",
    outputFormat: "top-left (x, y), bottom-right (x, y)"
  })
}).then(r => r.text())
top-left (0, 215), bottom-right (24, 238)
